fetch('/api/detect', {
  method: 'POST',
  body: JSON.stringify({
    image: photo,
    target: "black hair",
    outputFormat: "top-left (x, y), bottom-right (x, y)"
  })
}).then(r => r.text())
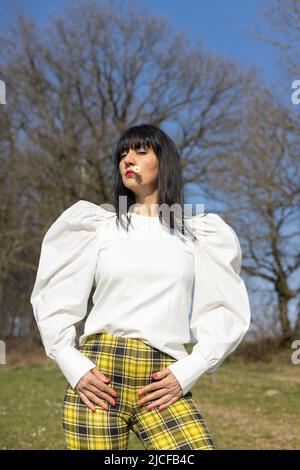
top-left (112, 123), bottom-right (208, 242)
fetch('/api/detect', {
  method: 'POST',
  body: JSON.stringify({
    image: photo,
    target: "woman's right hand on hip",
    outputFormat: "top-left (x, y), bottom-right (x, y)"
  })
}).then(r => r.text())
top-left (75, 367), bottom-right (117, 412)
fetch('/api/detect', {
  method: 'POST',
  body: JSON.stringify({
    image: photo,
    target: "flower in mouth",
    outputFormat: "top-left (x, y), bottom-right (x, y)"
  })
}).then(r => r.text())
top-left (132, 165), bottom-right (140, 173)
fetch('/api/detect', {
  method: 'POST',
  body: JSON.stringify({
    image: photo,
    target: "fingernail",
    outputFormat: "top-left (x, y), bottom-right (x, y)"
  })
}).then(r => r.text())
top-left (152, 373), bottom-right (157, 378)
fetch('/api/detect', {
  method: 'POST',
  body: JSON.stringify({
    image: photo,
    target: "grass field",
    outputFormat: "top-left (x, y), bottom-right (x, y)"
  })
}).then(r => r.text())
top-left (1, 347), bottom-right (299, 450)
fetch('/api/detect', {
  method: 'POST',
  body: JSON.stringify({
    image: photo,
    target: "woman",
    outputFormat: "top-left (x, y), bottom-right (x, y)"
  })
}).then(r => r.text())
top-left (30, 123), bottom-right (251, 450)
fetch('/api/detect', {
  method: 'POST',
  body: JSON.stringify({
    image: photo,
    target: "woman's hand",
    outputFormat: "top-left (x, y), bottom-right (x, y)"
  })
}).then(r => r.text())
top-left (137, 368), bottom-right (183, 411)
top-left (75, 367), bottom-right (117, 413)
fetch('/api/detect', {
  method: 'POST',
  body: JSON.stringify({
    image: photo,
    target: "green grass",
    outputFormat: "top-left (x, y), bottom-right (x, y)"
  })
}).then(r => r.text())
top-left (1, 350), bottom-right (300, 449)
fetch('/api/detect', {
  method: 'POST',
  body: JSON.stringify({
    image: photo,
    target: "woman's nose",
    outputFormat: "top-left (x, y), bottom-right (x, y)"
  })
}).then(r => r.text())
top-left (124, 154), bottom-right (136, 165)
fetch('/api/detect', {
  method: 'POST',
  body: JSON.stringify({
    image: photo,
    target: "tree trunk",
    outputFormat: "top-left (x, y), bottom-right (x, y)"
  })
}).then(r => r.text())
top-left (277, 291), bottom-right (292, 344)
top-left (293, 301), bottom-right (300, 337)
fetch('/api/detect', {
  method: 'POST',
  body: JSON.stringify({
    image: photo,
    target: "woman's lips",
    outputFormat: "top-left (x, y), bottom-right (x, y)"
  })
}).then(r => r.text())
top-left (125, 165), bottom-right (140, 177)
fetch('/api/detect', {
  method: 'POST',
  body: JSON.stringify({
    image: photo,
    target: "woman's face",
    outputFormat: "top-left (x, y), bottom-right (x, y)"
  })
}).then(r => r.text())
top-left (119, 145), bottom-right (158, 195)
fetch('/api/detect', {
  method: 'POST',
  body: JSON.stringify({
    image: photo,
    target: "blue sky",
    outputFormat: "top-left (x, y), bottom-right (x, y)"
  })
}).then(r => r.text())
top-left (148, 0), bottom-right (277, 82)
top-left (0, 0), bottom-right (284, 209)
top-left (1, 0), bottom-right (278, 84)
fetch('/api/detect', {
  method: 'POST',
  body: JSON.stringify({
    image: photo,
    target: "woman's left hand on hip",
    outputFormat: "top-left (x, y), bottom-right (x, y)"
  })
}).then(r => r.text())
top-left (136, 368), bottom-right (183, 411)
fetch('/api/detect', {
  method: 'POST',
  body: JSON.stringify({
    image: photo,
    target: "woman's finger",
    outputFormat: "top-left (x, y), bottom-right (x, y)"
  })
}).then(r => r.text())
top-left (158, 396), bottom-right (178, 411)
top-left (77, 390), bottom-right (97, 412)
top-left (146, 394), bottom-right (174, 410)
top-left (88, 377), bottom-right (117, 398)
top-left (139, 388), bottom-right (168, 405)
top-left (81, 389), bottom-right (109, 411)
top-left (87, 383), bottom-right (117, 407)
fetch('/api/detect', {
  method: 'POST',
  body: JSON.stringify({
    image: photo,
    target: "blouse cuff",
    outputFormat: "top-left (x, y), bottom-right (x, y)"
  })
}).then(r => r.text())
top-left (55, 345), bottom-right (97, 389)
top-left (167, 350), bottom-right (209, 396)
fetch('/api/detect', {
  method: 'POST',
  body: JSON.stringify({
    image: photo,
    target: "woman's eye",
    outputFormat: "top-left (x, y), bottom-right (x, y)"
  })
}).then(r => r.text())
top-left (120, 150), bottom-right (147, 159)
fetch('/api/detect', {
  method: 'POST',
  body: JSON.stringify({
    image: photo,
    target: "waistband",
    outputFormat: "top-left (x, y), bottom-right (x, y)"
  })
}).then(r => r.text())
top-left (83, 330), bottom-right (161, 352)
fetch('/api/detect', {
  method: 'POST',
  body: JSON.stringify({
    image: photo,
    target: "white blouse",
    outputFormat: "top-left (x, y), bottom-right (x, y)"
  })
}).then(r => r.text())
top-left (30, 200), bottom-right (251, 396)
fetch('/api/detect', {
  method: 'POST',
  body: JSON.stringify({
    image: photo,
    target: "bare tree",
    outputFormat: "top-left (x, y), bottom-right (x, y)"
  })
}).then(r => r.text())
top-left (0, 0), bottom-right (257, 339)
top-left (252, 0), bottom-right (300, 80)
top-left (200, 85), bottom-right (300, 343)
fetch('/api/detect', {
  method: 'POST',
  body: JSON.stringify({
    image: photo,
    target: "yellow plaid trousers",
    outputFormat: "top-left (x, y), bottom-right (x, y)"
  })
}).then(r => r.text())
top-left (62, 331), bottom-right (216, 450)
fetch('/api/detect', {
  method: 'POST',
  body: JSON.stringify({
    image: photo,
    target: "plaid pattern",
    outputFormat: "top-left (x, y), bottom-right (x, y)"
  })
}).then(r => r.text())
top-left (62, 331), bottom-right (216, 450)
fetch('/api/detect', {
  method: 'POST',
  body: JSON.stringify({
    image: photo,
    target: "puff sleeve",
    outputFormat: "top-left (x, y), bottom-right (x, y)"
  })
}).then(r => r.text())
top-left (30, 200), bottom-right (107, 389)
top-left (167, 213), bottom-right (251, 396)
